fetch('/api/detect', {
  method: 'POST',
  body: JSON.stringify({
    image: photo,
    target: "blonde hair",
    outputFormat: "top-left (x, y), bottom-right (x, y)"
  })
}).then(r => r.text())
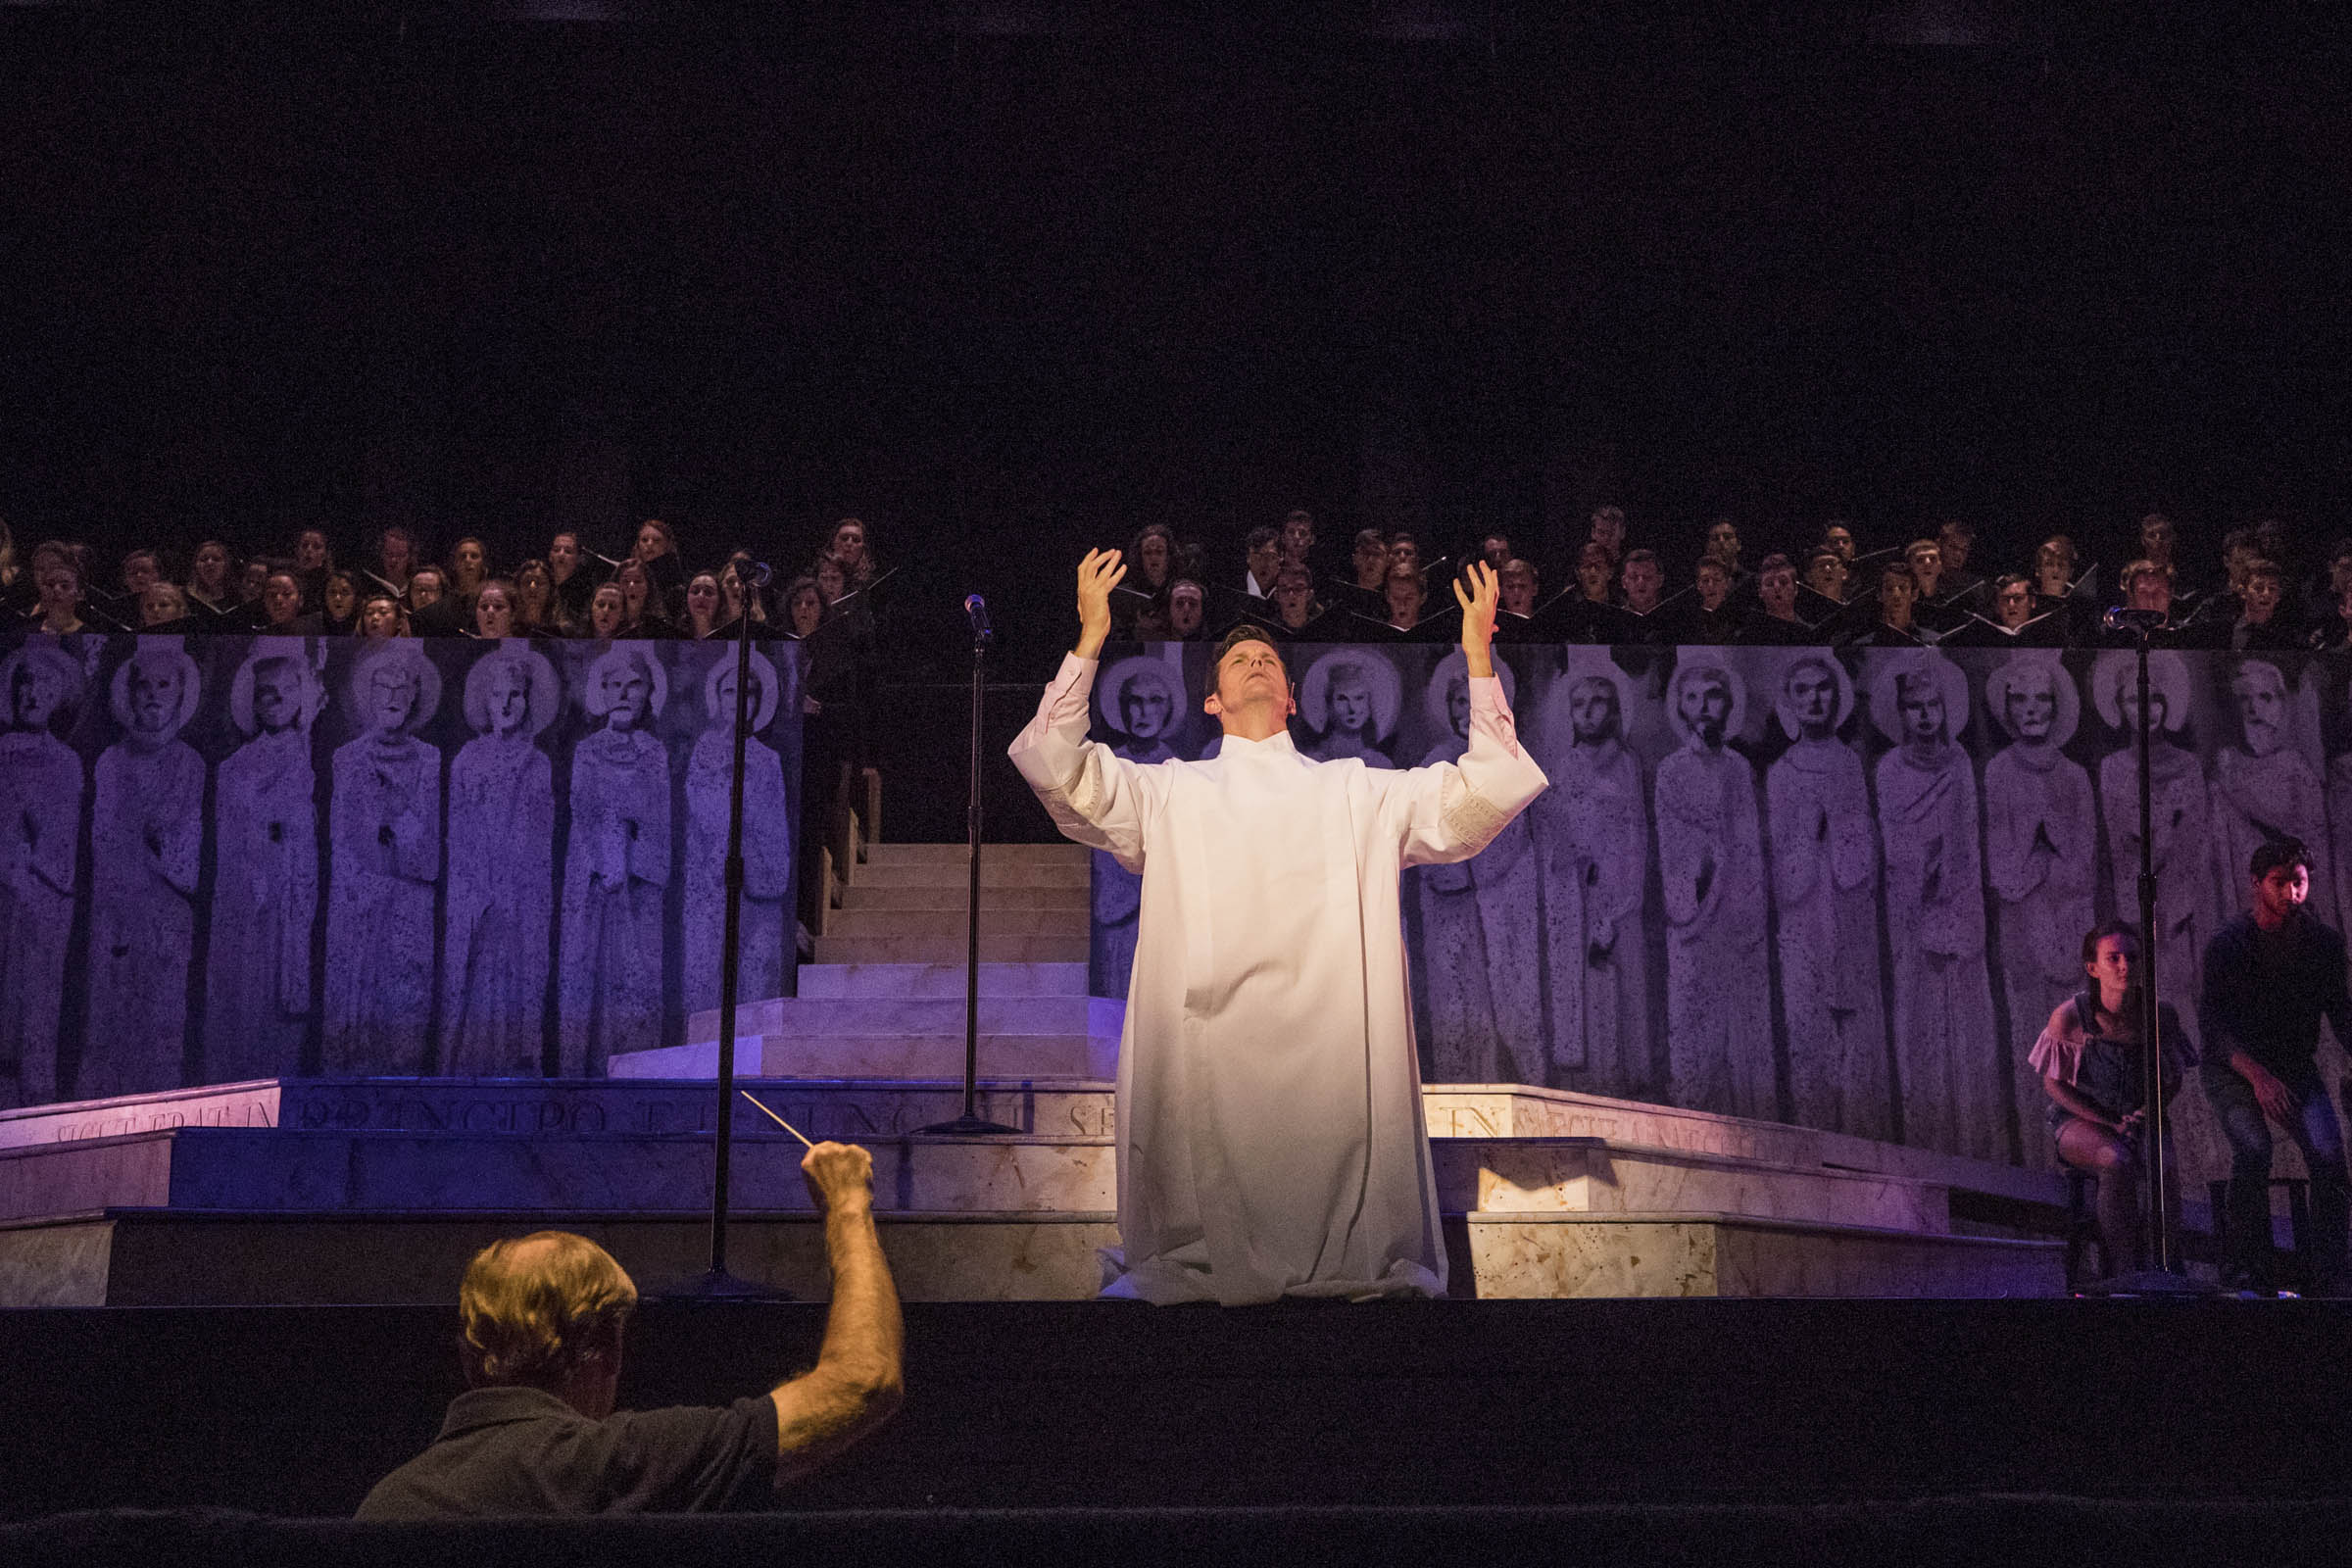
top-left (460, 1231), bottom-right (638, 1388)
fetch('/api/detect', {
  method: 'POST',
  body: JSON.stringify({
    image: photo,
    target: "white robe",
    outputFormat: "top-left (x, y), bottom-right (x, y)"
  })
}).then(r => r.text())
top-left (1011, 654), bottom-right (1547, 1305)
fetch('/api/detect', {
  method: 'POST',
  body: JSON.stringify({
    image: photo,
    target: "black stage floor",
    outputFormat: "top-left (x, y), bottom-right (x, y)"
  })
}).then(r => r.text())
top-left (5, 1297), bottom-right (2349, 1528)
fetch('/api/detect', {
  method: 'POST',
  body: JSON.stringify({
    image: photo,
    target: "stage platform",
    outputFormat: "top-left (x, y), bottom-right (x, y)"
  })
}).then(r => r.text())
top-left (0, 1076), bottom-right (2073, 1306)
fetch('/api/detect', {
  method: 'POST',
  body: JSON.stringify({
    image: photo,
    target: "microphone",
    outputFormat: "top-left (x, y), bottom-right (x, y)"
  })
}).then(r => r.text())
top-left (729, 552), bottom-right (774, 588)
top-left (2103, 606), bottom-right (2172, 633)
top-left (964, 593), bottom-right (993, 644)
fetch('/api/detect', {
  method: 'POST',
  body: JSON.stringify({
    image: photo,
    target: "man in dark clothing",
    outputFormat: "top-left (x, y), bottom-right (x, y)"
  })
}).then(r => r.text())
top-left (2198, 837), bottom-right (2352, 1292)
top-left (359, 1141), bottom-right (903, 1517)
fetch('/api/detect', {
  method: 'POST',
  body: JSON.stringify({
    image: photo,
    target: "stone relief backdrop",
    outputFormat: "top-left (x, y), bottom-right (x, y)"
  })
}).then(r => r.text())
top-left (1087, 641), bottom-right (2352, 1179)
top-left (0, 633), bottom-right (803, 1109)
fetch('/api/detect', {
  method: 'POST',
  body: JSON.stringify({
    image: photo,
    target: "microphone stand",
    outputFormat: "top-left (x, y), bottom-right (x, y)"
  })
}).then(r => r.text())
top-left (667, 569), bottom-right (792, 1300)
top-left (2082, 613), bottom-right (2213, 1296)
top-left (922, 602), bottom-right (1019, 1136)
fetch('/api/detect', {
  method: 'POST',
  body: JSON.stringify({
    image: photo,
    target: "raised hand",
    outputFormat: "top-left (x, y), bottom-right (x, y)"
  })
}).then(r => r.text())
top-left (800, 1140), bottom-right (875, 1215)
top-left (1454, 561), bottom-right (1500, 677)
top-left (1075, 548), bottom-right (1127, 660)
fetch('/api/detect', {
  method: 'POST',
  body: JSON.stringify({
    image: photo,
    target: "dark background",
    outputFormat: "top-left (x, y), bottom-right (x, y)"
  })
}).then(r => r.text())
top-left (3, 2), bottom-right (2348, 680)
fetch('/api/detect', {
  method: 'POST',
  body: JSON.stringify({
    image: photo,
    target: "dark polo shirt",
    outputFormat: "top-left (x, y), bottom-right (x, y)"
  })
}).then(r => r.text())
top-left (357, 1384), bottom-right (778, 1518)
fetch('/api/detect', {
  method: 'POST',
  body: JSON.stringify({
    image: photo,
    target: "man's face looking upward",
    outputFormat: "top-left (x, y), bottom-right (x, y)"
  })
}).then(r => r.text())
top-left (1760, 566), bottom-right (1796, 618)
top-left (1205, 638), bottom-right (1293, 735)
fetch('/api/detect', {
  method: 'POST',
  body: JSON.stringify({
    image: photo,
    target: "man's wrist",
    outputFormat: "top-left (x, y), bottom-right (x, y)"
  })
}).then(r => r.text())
top-left (1074, 625), bottom-right (1108, 662)
top-left (1461, 639), bottom-right (1494, 679)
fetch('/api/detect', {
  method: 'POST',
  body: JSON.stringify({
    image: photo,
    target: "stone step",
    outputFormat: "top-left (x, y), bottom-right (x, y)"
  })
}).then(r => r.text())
top-left (1421, 1084), bottom-right (2068, 1212)
top-left (0, 1120), bottom-right (1939, 1238)
top-left (0, 1076), bottom-right (1120, 1150)
top-left (1456, 1214), bottom-right (2062, 1299)
top-left (853, 860), bottom-right (1089, 890)
top-left (863, 843), bottom-right (1088, 866)
top-left (0, 1210), bottom-right (1119, 1306)
top-left (794, 962), bottom-right (1091, 1001)
top-left (816, 935), bottom-right (1092, 965)
top-left (612, 1033), bottom-right (1116, 1081)
top-left (685, 996), bottom-right (1123, 1044)
top-left (840, 884), bottom-right (1091, 912)
top-left (0, 1126), bottom-right (1115, 1221)
top-left (0, 1207), bottom-right (2061, 1307)
top-left (825, 907), bottom-right (1089, 940)
top-left (0, 1077), bottom-right (2070, 1217)
top-left (2, 1076), bottom-right (2073, 1222)
top-left (1431, 1139), bottom-right (1949, 1234)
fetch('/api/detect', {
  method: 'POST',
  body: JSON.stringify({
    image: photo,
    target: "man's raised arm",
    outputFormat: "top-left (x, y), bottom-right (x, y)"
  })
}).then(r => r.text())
top-left (1396, 562), bottom-right (1549, 866)
top-left (1006, 549), bottom-right (1151, 863)
top-left (769, 1142), bottom-right (905, 1488)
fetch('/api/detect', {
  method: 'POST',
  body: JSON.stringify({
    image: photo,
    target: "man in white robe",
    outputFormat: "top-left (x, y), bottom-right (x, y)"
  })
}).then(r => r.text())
top-left (1011, 552), bottom-right (1547, 1304)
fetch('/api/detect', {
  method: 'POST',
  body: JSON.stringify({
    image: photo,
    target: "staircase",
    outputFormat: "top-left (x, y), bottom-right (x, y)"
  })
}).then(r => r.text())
top-left (609, 841), bottom-right (1120, 1081)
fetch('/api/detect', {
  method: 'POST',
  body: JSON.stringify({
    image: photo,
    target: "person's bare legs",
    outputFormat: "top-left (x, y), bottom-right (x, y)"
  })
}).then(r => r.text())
top-left (2057, 1118), bottom-right (2141, 1274)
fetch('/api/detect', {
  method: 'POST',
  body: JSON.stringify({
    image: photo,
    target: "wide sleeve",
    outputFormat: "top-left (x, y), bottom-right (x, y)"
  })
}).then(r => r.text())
top-left (1386, 676), bottom-right (1550, 869)
top-left (1007, 654), bottom-right (1154, 872)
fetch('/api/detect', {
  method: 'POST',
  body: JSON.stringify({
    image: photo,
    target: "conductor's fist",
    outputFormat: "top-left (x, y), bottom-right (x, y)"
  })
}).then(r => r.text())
top-left (800, 1141), bottom-right (876, 1212)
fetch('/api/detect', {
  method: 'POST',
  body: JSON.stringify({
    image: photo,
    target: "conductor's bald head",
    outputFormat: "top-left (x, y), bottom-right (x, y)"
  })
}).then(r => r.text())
top-left (459, 1231), bottom-right (638, 1415)
top-left (1203, 624), bottom-right (1296, 741)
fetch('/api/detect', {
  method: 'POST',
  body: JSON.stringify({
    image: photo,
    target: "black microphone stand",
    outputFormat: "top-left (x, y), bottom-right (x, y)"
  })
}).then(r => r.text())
top-left (666, 564), bottom-right (792, 1300)
top-left (923, 600), bottom-right (1019, 1137)
top-left (2082, 612), bottom-right (2213, 1296)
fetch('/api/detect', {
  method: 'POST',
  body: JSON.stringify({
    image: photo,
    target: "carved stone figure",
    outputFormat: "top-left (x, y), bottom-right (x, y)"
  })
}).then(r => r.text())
top-left (2090, 651), bottom-right (2215, 1046)
top-left (560, 646), bottom-right (673, 1075)
top-left (686, 651), bottom-right (792, 1018)
top-left (2210, 657), bottom-right (2328, 922)
top-left (325, 642), bottom-right (445, 1074)
top-left (1299, 649), bottom-right (1400, 769)
top-left (80, 643), bottom-right (206, 1098)
top-left (0, 646), bottom-right (86, 1108)
top-left (441, 646), bottom-right (559, 1075)
top-left (1653, 657), bottom-right (1775, 1120)
top-left (1090, 656), bottom-right (1187, 1000)
top-left (1982, 652), bottom-right (2096, 1170)
top-left (1870, 651), bottom-right (2005, 1161)
top-left (1417, 652), bottom-right (1541, 1083)
top-left (1766, 653), bottom-right (1890, 1139)
top-left (1529, 652), bottom-right (1651, 1098)
top-left (203, 641), bottom-right (324, 1082)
